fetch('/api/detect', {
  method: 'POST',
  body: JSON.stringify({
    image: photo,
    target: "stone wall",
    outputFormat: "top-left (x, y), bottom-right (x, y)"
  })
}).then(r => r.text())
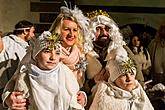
top-left (0, 0), bottom-right (31, 33)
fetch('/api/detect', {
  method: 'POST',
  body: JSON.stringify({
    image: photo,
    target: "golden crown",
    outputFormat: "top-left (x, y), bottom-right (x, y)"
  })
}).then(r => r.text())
top-left (39, 32), bottom-right (60, 50)
top-left (119, 58), bottom-right (136, 74)
top-left (86, 10), bottom-right (110, 19)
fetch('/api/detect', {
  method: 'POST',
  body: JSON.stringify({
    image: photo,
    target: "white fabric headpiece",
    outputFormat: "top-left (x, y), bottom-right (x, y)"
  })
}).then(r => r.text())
top-left (31, 31), bottom-right (61, 60)
top-left (106, 46), bottom-right (136, 82)
top-left (15, 27), bottom-right (31, 30)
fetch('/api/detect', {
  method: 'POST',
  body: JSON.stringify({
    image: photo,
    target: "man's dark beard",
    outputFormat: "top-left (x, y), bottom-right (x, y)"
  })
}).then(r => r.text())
top-left (94, 37), bottom-right (111, 47)
top-left (93, 36), bottom-right (111, 67)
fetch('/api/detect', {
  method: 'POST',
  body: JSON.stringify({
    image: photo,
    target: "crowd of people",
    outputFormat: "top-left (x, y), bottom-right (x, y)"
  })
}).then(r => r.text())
top-left (0, 2), bottom-right (165, 110)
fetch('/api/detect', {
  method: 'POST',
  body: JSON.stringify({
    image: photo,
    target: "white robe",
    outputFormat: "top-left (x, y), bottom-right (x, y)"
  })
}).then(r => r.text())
top-left (89, 80), bottom-right (154, 110)
top-left (13, 62), bottom-right (83, 110)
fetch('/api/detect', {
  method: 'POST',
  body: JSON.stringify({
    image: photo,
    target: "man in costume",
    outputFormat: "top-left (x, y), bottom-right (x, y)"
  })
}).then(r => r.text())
top-left (83, 10), bottom-right (144, 109)
top-left (0, 20), bottom-right (35, 106)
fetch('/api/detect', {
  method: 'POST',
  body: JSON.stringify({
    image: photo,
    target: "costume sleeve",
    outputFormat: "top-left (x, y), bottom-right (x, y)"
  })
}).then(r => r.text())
top-left (86, 52), bottom-right (102, 79)
top-left (89, 82), bottom-right (108, 110)
top-left (1, 64), bottom-right (28, 108)
top-left (62, 64), bottom-right (84, 110)
top-left (2, 73), bottom-right (17, 108)
top-left (138, 83), bottom-right (154, 110)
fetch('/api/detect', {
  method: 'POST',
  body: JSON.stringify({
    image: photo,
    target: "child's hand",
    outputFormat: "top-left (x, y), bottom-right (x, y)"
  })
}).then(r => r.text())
top-left (77, 91), bottom-right (86, 107)
top-left (5, 91), bottom-right (28, 110)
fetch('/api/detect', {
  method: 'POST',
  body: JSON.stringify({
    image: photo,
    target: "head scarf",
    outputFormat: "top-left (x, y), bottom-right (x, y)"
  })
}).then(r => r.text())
top-left (20, 31), bottom-right (60, 66)
top-left (32, 31), bottom-right (60, 59)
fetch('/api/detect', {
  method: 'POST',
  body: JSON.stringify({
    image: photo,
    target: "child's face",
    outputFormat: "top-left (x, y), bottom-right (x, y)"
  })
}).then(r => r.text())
top-left (36, 48), bottom-right (60, 70)
top-left (114, 72), bottom-right (136, 92)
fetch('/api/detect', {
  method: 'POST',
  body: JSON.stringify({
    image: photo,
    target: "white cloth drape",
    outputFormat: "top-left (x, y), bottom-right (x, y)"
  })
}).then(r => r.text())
top-left (29, 62), bottom-right (83, 110)
top-left (89, 80), bottom-right (154, 110)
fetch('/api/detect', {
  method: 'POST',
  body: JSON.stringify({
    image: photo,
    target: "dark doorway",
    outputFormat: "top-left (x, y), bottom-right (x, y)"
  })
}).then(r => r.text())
top-left (120, 23), bottom-right (157, 47)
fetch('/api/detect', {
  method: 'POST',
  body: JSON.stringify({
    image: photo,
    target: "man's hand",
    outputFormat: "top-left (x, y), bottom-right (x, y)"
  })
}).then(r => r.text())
top-left (5, 91), bottom-right (28, 110)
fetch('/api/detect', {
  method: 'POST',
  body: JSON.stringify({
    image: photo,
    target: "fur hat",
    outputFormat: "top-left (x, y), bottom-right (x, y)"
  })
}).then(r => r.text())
top-left (106, 46), bottom-right (136, 82)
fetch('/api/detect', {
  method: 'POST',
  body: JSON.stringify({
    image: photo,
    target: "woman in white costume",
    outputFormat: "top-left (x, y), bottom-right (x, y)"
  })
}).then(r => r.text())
top-left (49, 5), bottom-right (90, 88)
top-left (89, 46), bottom-right (154, 110)
top-left (2, 31), bottom-right (85, 110)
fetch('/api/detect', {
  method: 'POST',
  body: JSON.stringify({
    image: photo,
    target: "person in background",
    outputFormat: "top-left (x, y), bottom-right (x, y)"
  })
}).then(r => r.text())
top-left (120, 25), bottom-right (133, 45)
top-left (128, 34), bottom-right (151, 81)
top-left (2, 31), bottom-right (85, 110)
top-left (148, 22), bottom-right (165, 85)
top-left (0, 20), bottom-right (35, 105)
top-left (82, 10), bottom-right (144, 109)
top-left (89, 46), bottom-right (154, 110)
top-left (141, 31), bottom-right (153, 48)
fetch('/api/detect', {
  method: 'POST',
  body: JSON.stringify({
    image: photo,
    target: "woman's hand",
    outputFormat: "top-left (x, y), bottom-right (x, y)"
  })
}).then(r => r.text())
top-left (5, 91), bottom-right (28, 110)
top-left (77, 91), bottom-right (86, 107)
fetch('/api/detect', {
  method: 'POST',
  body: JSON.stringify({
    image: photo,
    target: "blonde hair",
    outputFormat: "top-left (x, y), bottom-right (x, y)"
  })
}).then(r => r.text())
top-left (49, 14), bottom-right (84, 52)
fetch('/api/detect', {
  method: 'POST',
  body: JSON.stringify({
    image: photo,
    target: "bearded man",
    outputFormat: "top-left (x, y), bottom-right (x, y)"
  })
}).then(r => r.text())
top-left (82, 10), bottom-right (144, 109)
